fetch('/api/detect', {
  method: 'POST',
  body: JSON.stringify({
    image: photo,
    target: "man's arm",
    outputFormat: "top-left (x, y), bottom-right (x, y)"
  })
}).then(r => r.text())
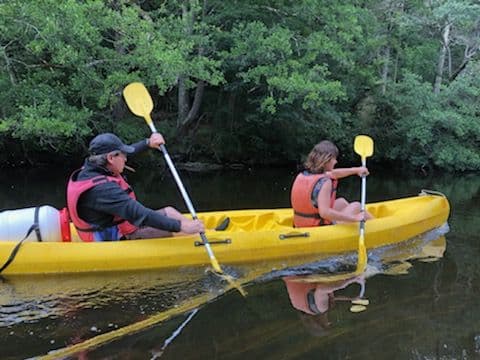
top-left (130, 133), bottom-right (166, 155)
top-left (85, 183), bottom-right (181, 232)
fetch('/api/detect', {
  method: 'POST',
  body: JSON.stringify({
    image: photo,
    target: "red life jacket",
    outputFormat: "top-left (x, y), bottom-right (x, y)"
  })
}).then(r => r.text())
top-left (290, 172), bottom-right (337, 227)
top-left (66, 169), bottom-right (138, 242)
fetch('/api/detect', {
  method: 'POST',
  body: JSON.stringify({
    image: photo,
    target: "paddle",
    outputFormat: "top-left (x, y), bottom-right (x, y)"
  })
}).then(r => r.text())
top-left (353, 134), bottom-right (374, 274)
top-left (122, 82), bottom-right (245, 296)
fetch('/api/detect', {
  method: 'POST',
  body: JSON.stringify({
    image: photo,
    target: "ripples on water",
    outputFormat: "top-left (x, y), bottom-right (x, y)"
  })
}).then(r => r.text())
top-left (0, 226), bottom-right (451, 359)
top-left (0, 267), bottom-right (233, 358)
top-left (0, 168), bottom-right (477, 358)
top-left (0, 268), bottom-right (223, 326)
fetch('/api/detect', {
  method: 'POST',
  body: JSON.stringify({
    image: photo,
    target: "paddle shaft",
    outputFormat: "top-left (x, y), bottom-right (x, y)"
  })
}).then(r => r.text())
top-left (359, 156), bottom-right (367, 234)
top-left (145, 121), bottom-right (217, 262)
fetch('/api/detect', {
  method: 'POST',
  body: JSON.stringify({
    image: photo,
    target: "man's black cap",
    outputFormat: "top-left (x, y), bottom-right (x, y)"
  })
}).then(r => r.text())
top-left (88, 133), bottom-right (135, 155)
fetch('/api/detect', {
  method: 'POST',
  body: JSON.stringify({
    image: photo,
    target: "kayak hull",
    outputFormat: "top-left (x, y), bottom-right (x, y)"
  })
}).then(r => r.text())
top-left (0, 194), bottom-right (450, 275)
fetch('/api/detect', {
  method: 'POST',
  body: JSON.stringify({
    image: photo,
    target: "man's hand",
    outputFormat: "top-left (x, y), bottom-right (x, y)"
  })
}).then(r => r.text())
top-left (148, 133), bottom-right (165, 149)
top-left (180, 219), bottom-right (205, 234)
top-left (353, 211), bottom-right (366, 222)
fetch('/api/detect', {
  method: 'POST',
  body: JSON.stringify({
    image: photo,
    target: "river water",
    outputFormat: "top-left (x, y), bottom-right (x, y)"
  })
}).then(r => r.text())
top-left (0, 166), bottom-right (479, 359)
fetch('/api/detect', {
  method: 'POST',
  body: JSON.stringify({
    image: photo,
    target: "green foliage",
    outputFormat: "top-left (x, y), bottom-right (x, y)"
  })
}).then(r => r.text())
top-left (373, 63), bottom-right (480, 171)
top-left (0, 0), bottom-right (478, 171)
top-left (0, 0), bottom-right (225, 164)
top-left (221, 3), bottom-right (365, 113)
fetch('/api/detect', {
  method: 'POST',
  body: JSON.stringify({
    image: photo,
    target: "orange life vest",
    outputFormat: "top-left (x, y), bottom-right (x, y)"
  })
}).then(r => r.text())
top-left (283, 278), bottom-right (322, 315)
top-left (290, 172), bottom-right (337, 227)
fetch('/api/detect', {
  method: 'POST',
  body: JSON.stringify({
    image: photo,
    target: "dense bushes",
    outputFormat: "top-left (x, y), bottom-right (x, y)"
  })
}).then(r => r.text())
top-left (1, 0), bottom-right (478, 171)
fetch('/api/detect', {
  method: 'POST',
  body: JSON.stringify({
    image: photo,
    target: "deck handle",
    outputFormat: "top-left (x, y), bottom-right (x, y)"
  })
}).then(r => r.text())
top-left (419, 189), bottom-right (446, 197)
top-left (279, 232), bottom-right (310, 240)
top-left (195, 238), bottom-right (231, 247)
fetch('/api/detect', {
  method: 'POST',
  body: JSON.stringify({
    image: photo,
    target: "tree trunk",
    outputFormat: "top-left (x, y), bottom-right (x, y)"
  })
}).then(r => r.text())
top-left (393, 51), bottom-right (399, 84)
top-left (177, 3), bottom-right (193, 127)
top-left (177, 76), bottom-right (189, 128)
top-left (181, 80), bottom-right (205, 127)
top-left (381, 46), bottom-right (390, 95)
top-left (177, 1), bottom-right (207, 132)
top-left (228, 92), bottom-right (236, 132)
top-left (433, 23), bottom-right (451, 94)
top-left (2, 46), bottom-right (16, 85)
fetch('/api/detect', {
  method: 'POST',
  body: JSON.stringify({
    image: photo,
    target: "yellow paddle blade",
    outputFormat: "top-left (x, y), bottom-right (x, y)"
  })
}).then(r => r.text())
top-left (209, 257), bottom-right (223, 274)
top-left (355, 234), bottom-right (367, 273)
top-left (222, 274), bottom-right (248, 297)
top-left (208, 258), bottom-right (247, 297)
top-left (123, 82), bottom-right (154, 119)
top-left (350, 304), bottom-right (367, 313)
top-left (352, 298), bottom-right (369, 306)
top-left (354, 135), bottom-right (374, 160)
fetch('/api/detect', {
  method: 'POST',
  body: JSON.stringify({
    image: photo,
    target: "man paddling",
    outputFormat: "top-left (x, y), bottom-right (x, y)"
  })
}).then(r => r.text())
top-left (66, 133), bottom-right (204, 241)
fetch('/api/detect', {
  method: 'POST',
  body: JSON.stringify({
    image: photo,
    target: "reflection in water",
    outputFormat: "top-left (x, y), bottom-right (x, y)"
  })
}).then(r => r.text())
top-left (134, 233), bottom-right (450, 360)
top-left (150, 309), bottom-right (199, 360)
top-left (283, 275), bottom-right (366, 336)
top-left (0, 269), bottom-right (209, 327)
top-left (279, 233), bottom-right (447, 339)
top-left (284, 276), bottom-right (365, 315)
top-left (1, 231), bottom-right (448, 359)
top-left (373, 229), bottom-right (447, 275)
top-left (0, 267), bottom-right (239, 359)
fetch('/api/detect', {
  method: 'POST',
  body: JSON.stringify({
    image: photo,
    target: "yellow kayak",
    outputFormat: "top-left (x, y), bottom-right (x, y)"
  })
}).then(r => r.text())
top-left (0, 192), bottom-right (449, 275)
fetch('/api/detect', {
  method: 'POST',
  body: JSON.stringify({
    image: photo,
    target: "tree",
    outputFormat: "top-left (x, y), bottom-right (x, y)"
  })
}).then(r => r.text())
top-left (0, 0), bottom-right (224, 162)
top-left (420, 0), bottom-right (480, 93)
top-left (0, 0), bottom-right (478, 171)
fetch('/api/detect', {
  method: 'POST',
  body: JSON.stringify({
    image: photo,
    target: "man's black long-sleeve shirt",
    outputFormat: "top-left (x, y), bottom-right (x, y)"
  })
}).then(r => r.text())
top-left (75, 140), bottom-right (181, 233)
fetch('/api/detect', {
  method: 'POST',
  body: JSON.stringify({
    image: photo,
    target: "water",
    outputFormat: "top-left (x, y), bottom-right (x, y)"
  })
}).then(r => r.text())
top-left (0, 166), bottom-right (479, 359)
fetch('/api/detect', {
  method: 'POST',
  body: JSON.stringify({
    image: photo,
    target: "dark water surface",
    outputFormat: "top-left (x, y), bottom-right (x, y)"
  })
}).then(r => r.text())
top-left (0, 166), bottom-right (479, 359)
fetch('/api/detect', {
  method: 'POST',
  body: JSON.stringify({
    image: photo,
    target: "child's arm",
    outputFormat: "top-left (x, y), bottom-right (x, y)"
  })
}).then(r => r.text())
top-left (327, 167), bottom-right (369, 180)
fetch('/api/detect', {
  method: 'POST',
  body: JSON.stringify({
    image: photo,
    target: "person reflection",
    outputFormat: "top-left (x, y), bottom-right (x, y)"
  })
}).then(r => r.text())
top-left (283, 275), bottom-right (365, 335)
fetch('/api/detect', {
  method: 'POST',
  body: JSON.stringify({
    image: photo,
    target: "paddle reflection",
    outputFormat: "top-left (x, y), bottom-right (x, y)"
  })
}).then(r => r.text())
top-left (281, 234), bottom-right (447, 337)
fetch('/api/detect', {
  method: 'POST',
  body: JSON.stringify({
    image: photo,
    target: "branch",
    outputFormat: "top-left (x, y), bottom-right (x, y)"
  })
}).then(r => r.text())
top-left (259, 5), bottom-right (292, 17)
top-left (1, 43), bottom-right (17, 85)
top-left (450, 44), bottom-right (480, 82)
top-left (13, 19), bottom-right (47, 42)
top-left (84, 59), bottom-right (109, 68)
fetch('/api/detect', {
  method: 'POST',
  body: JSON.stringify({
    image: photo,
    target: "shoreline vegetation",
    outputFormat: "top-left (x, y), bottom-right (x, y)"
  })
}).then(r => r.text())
top-left (0, 1), bottom-right (479, 172)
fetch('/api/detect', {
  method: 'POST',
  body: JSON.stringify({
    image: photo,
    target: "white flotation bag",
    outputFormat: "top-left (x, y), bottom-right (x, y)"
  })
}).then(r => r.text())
top-left (0, 205), bottom-right (62, 242)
